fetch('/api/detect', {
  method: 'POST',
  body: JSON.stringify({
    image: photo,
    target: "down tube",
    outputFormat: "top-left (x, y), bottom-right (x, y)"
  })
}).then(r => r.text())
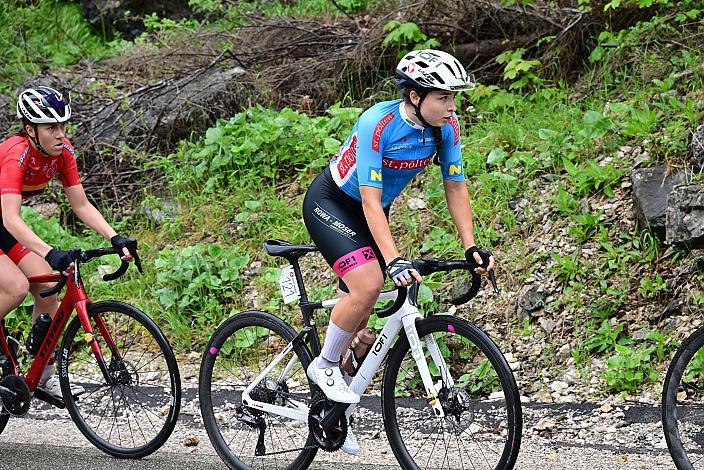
top-left (350, 310), bottom-right (408, 396)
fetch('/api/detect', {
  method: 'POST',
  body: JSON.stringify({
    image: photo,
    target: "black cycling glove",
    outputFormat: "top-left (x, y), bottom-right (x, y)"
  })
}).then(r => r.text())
top-left (111, 234), bottom-right (129, 251)
top-left (45, 248), bottom-right (73, 273)
top-left (465, 246), bottom-right (494, 270)
top-left (386, 257), bottom-right (417, 286)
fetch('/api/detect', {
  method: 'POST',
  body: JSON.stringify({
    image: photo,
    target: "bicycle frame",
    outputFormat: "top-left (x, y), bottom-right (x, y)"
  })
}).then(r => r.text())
top-left (0, 264), bottom-right (118, 393)
top-left (241, 288), bottom-right (451, 422)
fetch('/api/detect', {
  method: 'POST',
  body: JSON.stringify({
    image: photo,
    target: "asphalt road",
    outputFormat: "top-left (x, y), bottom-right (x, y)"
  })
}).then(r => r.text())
top-left (0, 386), bottom-right (679, 469)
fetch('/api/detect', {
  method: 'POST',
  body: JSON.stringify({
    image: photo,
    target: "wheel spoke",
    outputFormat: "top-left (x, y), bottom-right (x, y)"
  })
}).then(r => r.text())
top-left (60, 304), bottom-right (179, 457)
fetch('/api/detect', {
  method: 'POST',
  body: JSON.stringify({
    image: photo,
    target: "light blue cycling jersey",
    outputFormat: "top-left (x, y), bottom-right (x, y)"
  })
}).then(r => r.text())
top-left (329, 99), bottom-right (465, 208)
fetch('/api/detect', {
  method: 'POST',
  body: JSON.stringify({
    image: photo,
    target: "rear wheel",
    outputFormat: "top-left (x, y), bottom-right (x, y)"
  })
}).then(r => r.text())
top-left (59, 300), bottom-right (181, 458)
top-left (199, 310), bottom-right (317, 469)
top-left (0, 409), bottom-right (8, 434)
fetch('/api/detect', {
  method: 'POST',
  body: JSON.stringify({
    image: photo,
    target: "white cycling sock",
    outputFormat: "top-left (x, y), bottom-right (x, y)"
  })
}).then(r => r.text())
top-left (319, 320), bottom-right (353, 369)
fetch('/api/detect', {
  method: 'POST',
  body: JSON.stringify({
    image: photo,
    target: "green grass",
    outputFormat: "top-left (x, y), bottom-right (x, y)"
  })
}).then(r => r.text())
top-left (0, 0), bottom-right (127, 93)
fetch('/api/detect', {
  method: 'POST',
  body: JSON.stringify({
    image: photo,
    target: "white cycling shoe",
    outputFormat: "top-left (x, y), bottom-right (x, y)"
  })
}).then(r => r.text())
top-left (341, 423), bottom-right (360, 455)
top-left (38, 364), bottom-right (85, 399)
top-left (307, 357), bottom-right (359, 404)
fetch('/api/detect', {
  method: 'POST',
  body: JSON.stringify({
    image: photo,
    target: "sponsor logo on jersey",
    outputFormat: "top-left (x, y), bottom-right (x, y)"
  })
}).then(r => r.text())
top-left (369, 167), bottom-right (382, 182)
top-left (63, 143), bottom-right (76, 159)
top-left (448, 163), bottom-right (463, 176)
top-left (336, 133), bottom-right (358, 180)
top-left (372, 112), bottom-right (395, 152)
top-left (18, 147), bottom-right (29, 166)
top-left (448, 116), bottom-right (460, 145)
top-left (382, 155), bottom-right (432, 170)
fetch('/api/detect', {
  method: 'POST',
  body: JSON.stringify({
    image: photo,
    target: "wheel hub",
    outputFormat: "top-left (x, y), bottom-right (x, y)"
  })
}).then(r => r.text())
top-left (439, 387), bottom-right (474, 434)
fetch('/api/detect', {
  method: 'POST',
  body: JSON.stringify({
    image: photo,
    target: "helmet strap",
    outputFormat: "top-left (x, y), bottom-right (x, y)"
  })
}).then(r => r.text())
top-left (411, 90), bottom-right (433, 129)
top-left (29, 124), bottom-right (48, 156)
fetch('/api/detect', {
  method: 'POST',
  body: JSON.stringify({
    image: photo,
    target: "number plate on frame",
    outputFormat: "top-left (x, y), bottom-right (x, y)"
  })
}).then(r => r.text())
top-left (279, 265), bottom-right (300, 304)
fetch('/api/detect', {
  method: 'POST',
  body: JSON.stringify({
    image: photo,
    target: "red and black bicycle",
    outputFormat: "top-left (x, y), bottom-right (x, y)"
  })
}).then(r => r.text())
top-left (0, 239), bottom-right (181, 458)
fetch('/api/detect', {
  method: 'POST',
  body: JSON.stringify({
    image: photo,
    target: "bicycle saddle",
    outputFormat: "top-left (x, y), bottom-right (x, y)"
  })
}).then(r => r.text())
top-left (263, 239), bottom-right (317, 259)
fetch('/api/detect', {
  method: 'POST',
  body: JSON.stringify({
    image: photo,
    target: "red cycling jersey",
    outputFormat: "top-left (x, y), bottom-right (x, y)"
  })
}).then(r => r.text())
top-left (0, 135), bottom-right (81, 199)
top-left (0, 135), bottom-right (82, 264)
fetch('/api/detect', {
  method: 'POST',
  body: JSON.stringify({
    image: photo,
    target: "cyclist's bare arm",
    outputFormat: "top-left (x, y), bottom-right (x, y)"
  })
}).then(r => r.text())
top-left (65, 186), bottom-right (131, 260)
top-left (1, 194), bottom-right (52, 257)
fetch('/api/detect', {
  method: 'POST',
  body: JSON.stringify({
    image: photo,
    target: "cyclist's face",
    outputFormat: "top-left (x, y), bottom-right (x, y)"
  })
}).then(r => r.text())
top-left (27, 122), bottom-right (66, 156)
top-left (415, 91), bottom-right (457, 127)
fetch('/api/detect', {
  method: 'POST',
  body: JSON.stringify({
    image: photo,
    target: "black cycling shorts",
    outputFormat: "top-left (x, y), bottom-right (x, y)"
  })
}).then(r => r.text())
top-left (0, 222), bottom-right (29, 265)
top-left (303, 167), bottom-right (388, 289)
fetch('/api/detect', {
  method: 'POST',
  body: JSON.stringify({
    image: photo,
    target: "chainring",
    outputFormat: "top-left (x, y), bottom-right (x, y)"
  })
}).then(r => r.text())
top-left (0, 375), bottom-right (31, 416)
top-left (307, 397), bottom-right (347, 452)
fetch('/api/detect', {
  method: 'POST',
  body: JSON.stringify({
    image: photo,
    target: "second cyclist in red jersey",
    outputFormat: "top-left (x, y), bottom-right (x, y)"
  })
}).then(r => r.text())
top-left (0, 86), bottom-right (135, 399)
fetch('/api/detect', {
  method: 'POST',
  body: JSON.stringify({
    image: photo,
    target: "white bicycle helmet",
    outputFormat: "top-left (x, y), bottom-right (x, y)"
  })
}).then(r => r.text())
top-left (395, 49), bottom-right (475, 92)
top-left (16, 86), bottom-right (71, 124)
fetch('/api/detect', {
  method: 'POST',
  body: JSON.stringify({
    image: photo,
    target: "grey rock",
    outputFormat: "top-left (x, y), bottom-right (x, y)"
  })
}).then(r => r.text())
top-left (631, 166), bottom-right (689, 239)
top-left (693, 123), bottom-right (704, 172)
top-left (77, 66), bottom-right (249, 156)
top-left (653, 297), bottom-right (685, 323)
top-left (666, 184), bottom-right (704, 248)
top-left (515, 284), bottom-right (546, 318)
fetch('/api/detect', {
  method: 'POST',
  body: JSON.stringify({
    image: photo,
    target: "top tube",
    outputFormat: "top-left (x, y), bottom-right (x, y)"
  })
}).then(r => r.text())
top-left (27, 273), bottom-right (62, 284)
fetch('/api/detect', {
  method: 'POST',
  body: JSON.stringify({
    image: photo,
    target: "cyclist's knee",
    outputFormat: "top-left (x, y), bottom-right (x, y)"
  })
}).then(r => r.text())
top-left (1, 277), bottom-right (29, 304)
top-left (348, 277), bottom-right (382, 309)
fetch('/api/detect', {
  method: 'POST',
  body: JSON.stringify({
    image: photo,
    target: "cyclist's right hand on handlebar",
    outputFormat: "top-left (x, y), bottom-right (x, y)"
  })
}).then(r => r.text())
top-left (45, 248), bottom-right (74, 275)
top-left (386, 257), bottom-right (422, 286)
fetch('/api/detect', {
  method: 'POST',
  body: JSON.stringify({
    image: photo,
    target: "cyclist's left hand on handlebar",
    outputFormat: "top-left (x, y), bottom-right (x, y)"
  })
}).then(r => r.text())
top-left (465, 246), bottom-right (495, 274)
top-left (111, 234), bottom-right (134, 261)
top-left (386, 257), bottom-right (423, 286)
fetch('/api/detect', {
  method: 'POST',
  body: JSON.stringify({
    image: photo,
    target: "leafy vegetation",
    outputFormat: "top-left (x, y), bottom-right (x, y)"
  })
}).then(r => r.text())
top-left (2, 0), bottom-right (703, 395)
top-left (0, 0), bottom-right (126, 93)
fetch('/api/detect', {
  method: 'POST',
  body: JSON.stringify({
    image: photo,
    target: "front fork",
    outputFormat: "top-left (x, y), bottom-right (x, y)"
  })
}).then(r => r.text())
top-left (402, 314), bottom-right (452, 418)
top-left (74, 301), bottom-right (117, 385)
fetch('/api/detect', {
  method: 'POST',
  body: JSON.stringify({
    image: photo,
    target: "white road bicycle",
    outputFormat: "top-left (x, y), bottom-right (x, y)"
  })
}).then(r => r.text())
top-left (199, 239), bottom-right (522, 470)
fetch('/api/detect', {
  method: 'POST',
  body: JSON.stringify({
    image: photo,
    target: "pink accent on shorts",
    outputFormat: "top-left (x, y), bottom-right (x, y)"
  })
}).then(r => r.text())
top-left (209, 347), bottom-right (218, 355)
top-left (448, 325), bottom-right (455, 334)
top-left (333, 246), bottom-right (377, 279)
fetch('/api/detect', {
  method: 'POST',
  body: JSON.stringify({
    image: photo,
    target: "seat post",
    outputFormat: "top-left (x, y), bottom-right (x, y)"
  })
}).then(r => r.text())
top-left (288, 257), bottom-right (309, 304)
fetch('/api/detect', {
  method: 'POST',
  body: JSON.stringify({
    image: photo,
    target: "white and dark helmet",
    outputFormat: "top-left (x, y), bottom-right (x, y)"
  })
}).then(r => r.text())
top-left (395, 49), bottom-right (475, 92)
top-left (16, 86), bottom-right (71, 124)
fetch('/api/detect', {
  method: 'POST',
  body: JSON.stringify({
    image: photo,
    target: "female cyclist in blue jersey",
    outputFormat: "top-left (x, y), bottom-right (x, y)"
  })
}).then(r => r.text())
top-left (302, 49), bottom-right (494, 454)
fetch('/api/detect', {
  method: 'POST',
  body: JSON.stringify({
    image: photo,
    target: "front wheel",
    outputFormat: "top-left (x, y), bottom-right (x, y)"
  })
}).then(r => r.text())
top-left (663, 325), bottom-right (704, 469)
top-left (59, 300), bottom-right (181, 458)
top-left (382, 315), bottom-right (522, 470)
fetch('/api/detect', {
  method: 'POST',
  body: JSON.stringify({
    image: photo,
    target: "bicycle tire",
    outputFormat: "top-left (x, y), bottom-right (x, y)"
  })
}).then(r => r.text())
top-left (0, 409), bottom-right (8, 434)
top-left (663, 325), bottom-right (704, 469)
top-left (382, 315), bottom-right (522, 470)
top-left (59, 300), bottom-right (181, 458)
top-left (199, 310), bottom-right (317, 470)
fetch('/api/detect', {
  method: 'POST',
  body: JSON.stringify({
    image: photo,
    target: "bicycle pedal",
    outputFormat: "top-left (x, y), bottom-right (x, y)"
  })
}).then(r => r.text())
top-left (34, 388), bottom-right (65, 409)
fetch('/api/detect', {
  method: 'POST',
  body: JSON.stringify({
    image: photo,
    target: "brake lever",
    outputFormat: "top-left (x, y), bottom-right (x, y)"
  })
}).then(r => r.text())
top-left (488, 270), bottom-right (499, 294)
top-left (125, 237), bottom-right (143, 275)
